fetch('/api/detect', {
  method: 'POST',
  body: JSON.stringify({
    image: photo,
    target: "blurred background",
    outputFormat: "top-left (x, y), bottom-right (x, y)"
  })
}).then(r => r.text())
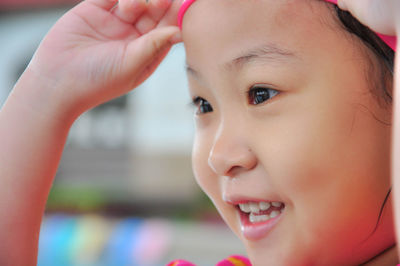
top-left (0, 1), bottom-right (246, 265)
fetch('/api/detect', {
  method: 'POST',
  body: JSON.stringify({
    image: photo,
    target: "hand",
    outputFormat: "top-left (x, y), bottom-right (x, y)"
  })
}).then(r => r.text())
top-left (26, 0), bottom-right (182, 118)
top-left (337, 0), bottom-right (400, 35)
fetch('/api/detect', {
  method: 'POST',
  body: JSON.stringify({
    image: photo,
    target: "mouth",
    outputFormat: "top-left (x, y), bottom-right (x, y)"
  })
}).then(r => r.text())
top-left (236, 201), bottom-right (285, 240)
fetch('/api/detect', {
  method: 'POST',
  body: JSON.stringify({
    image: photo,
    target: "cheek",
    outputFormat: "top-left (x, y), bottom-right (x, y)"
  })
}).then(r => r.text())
top-left (260, 99), bottom-right (380, 203)
top-left (192, 131), bottom-right (236, 223)
top-left (251, 106), bottom-right (350, 192)
top-left (192, 131), bottom-right (242, 237)
top-left (254, 90), bottom-right (392, 255)
top-left (192, 131), bottom-right (219, 199)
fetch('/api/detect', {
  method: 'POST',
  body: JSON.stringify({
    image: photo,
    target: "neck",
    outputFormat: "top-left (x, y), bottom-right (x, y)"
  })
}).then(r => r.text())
top-left (362, 245), bottom-right (398, 266)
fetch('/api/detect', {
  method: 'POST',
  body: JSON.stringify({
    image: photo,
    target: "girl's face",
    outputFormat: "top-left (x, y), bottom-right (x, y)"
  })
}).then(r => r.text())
top-left (182, 0), bottom-right (394, 264)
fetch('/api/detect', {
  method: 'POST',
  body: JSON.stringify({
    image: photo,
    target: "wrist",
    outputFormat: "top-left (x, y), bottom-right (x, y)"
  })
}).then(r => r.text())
top-left (9, 67), bottom-right (78, 130)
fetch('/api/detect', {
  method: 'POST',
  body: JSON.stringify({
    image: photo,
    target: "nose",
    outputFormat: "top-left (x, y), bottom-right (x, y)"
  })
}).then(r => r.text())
top-left (208, 125), bottom-right (257, 177)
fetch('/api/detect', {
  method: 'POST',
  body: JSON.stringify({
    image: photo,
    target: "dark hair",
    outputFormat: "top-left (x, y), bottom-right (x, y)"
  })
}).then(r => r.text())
top-left (334, 6), bottom-right (394, 105)
top-left (334, 6), bottom-right (394, 241)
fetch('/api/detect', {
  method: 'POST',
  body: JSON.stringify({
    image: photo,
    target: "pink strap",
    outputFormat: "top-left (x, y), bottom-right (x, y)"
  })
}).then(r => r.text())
top-left (177, 0), bottom-right (196, 29)
top-left (177, 0), bottom-right (396, 51)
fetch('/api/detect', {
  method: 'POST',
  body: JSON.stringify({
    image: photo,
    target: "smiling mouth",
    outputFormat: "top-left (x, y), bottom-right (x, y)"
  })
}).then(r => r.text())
top-left (238, 201), bottom-right (285, 223)
top-left (236, 201), bottom-right (285, 240)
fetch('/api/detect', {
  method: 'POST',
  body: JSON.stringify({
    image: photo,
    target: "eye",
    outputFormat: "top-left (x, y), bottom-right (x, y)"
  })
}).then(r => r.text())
top-left (192, 97), bottom-right (213, 114)
top-left (248, 86), bottom-right (279, 105)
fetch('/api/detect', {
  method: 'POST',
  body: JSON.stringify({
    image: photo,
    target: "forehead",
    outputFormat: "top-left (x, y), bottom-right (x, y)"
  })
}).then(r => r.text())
top-left (182, 0), bottom-right (341, 70)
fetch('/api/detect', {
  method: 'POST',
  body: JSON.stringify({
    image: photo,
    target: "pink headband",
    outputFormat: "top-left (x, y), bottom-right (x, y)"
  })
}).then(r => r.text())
top-left (177, 0), bottom-right (396, 51)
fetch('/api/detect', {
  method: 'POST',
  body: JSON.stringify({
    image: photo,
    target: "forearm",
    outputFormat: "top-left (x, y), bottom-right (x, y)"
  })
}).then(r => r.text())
top-left (0, 69), bottom-right (74, 265)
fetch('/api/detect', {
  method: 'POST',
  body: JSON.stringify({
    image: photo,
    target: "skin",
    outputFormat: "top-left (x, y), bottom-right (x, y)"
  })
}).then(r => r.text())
top-left (182, 0), bottom-right (395, 264)
top-left (0, 0), bottom-right (399, 265)
top-left (337, 0), bottom-right (400, 258)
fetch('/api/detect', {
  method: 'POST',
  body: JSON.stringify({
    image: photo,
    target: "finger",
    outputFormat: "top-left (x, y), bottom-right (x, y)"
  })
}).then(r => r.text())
top-left (113, 0), bottom-right (148, 24)
top-left (135, 14), bottom-right (157, 35)
top-left (157, 0), bottom-right (184, 27)
top-left (85, 0), bottom-right (118, 10)
top-left (146, 0), bottom-right (172, 23)
top-left (132, 0), bottom-right (171, 34)
top-left (133, 45), bottom-right (171, 85)
top-left (124, 26), bottom-right (181, 80)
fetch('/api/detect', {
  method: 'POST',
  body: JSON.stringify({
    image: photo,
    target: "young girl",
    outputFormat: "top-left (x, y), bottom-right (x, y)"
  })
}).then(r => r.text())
top-left (0, 0), bottom-right (399, 265)
top-left (175, 0), bottom-right (399, 264)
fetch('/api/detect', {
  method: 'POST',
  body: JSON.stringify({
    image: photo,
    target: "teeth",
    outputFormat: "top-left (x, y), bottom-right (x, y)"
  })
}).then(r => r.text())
top-left (270, 210), bottom-right (280, 218)
top-left (271, 202), bottom-right (282, 207)
top-left (249, 213), bottom-right (270, 223)
top-left (249, 202), bottom-right (260, 213)
top-left (239, 201), bottom-right (284, 214)
top-left (249, 210), bottom-right (282, 224)
top-left (239, 203), bottom-right (251, 213)
top-left (259, 201), bottom-right (271, 211)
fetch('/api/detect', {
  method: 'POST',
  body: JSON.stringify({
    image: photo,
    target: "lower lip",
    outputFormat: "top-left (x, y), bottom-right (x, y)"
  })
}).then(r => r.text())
top-left (239, 210), bottom-right (284, 240)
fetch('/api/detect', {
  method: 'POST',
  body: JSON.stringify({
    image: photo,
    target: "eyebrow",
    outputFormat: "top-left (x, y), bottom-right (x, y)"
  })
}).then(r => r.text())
top-left (185, 43), bottom-right (298, 79)
top-left (228, 43), bottom-right (298, 70)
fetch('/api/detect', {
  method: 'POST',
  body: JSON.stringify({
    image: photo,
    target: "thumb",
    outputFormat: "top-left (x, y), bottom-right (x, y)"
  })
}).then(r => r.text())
top-left (125, 26), bottom-right (182, 76)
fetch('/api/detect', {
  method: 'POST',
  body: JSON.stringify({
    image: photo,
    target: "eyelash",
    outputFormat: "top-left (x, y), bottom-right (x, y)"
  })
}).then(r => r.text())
top-left (191, 96), bottom-right (213, 114)
top-left (247, 86), bottom-right (280, 105)
top-left (191, 86), bottom-right (279, 115)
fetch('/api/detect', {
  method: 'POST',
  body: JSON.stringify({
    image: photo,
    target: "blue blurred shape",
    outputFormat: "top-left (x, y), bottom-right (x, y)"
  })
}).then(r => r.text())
top-left (101, 217), bottom-right (143, 266)
top-left (38, 214), bottom-right (78, 266)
